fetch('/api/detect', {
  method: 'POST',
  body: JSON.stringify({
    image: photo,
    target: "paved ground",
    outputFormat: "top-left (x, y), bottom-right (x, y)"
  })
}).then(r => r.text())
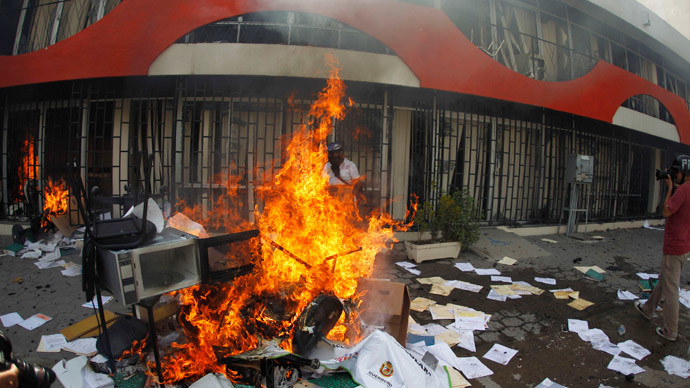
top-left (1, 225), bottom-right (689, 387)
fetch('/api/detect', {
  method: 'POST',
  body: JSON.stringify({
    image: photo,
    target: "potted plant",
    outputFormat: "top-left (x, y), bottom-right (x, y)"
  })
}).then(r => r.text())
top-left (405, 189), bottom-right (480, 263)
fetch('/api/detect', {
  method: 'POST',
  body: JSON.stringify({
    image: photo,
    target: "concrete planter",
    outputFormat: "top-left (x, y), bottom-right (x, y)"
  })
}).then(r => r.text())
top-left (404, 240), bottom-right (462, 264)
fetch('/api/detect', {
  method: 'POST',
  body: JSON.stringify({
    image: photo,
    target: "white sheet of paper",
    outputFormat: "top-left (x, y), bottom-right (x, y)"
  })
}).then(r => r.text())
top-left (680, 289), bottom-right (690, 309)
top-left (483, 343), bottom-right (518, 365)
top-left (18, 313), bottom-right (52, 330)
top-left (578, 328), bottom-right (610, 345)
top-left (491, 276), bottom-right (512, 283)
top-left (541, 238), bottom-right (558, 244)
top-left (453, 330), bottom-right (476, 352)
top-left (592, 341), bottom-right (621, 356)
top-left (41, 248), bottom-right (61, 262)
top-left (498, 256), bottom-right (517, 265)
top-left (535, 378), bottom-right (568, 388)
top-left (90, 354), bottom-right (109, 364)
top-left (475, 268), bottom-right (501, 276)
top-left (405, 268), bottom-right (421, 275)
top-left (534, 277), bottom-right (556, 285)
top-left (617, 340), bottom-right (650, 360)
top-left (396, 261), bottom-right (417, 269)
top-left (421, 323), bottom-right (448, 336)
top-left (455, 356), bottom-right (493, 379)
top-left (607, 355), bottom-right (645, 375)
top-left (39, 242), bottom-right (58, 252)
top-left (62, 337), bottom-right (98, 356)
top-left (21, 249), bottom-right (42, 259)
top-left (454, 263), bottom-right (475, 272)
top-left (636, 272), bottom-right (659, 280)
top-left (125, 197), bottom-right (165, 233)
top-left (567, 319), bottom-right (589, 333)
top-left (446, 280), bottom-right (483, 293)
top-left (617, 289), bottom-right (639, 300)
top-left (487, 289), bottom-right (507, 302)
top-left (81, 295), bottom-right (112, 308)
top-left (550, 287), bottom-right (574, 293)
top-left (61, 264), bottom-right (82, 277)
top-left (660, 355), bottom-right (690, 378)
top-left (0, 312), bottom-right (23, 327)
top-left (52, 356), bottom-right (88, 388)
top-left (38, 334), bottom-right (68, 352)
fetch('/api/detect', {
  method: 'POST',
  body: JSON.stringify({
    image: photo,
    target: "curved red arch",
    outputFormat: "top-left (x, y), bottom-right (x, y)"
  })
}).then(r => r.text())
top-left (0, 0), bottom-right (688, 144)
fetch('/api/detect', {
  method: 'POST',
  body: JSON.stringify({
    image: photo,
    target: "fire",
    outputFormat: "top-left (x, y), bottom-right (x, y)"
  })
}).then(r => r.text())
top-left (159, 56), bottom-right (409, 384)
top-left (42, 178), bottom-right (69, 225)
top-left (17, 134), bottom-right (36, 200)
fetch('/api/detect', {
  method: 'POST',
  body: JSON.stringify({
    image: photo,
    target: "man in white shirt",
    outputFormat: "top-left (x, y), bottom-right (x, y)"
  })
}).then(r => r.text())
top-left (324, 141), bottom-right (360, 186)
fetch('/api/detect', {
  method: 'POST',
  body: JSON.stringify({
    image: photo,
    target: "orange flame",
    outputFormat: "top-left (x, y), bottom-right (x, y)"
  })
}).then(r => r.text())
top-left (17, 134), bottom-right (36, 200)
top-left (42, 178), bottom-right (69, 225)
top-left (159, 56), bottom-right (410, 384)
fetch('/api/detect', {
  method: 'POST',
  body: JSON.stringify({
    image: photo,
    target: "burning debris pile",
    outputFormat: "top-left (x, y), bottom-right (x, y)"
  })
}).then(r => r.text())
top-left (143, 59), bottom-right (412, 385)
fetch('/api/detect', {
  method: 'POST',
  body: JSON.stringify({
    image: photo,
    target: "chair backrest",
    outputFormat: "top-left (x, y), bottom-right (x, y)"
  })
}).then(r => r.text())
top-left (65, 155), bottom-right (156, 250)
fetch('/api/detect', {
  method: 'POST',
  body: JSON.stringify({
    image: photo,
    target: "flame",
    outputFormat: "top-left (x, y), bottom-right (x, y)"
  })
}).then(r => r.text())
top-left (17, 134), bottom-right (36, 201)
top-left (42, 178), bottom-right (69, 226)
top-left (159, 56), bottom-right (411, 384)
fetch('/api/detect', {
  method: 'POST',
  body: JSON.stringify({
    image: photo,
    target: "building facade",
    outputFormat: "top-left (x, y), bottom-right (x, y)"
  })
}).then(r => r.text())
top-left (1, 0), bottom-right (690, 228)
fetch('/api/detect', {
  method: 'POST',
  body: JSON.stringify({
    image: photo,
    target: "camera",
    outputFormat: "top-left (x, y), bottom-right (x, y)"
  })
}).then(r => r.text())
top-left (0, 331), bottom-right (56, 388)
top-left (655, 168), bottom-right (671, 181)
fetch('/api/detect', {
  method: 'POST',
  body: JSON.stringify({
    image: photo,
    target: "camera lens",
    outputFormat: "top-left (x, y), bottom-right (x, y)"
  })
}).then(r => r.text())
top-left (13, 358), bottom-right (56, 388)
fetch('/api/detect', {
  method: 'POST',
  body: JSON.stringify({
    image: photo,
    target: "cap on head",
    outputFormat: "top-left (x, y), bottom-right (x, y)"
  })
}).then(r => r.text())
top-left (327, 141), bottom-right (343, 153)
top-left (671, 154), bottom-right (690, 175)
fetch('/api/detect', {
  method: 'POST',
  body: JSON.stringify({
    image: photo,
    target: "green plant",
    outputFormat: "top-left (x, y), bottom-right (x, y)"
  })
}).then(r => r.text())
top-left (413, 189), bottom-right (480, 250)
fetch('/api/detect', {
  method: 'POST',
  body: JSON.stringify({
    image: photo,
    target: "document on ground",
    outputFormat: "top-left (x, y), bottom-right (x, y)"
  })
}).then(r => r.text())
top-left (18, 313), bottom-right (52, 330)
top-left (455, 356), bottom-right (493, 379)
top-left (568, 298), bottom-right (594, 311)
top-left (660, 355), bottom-right (690, 378)
top-left (535, 377), bottom-right (569, 388)
top-left (445, 280), bottom-right (483, 293)
top-left (411, 297), bottom-right (437, 312)
top-left (482, 343), bottom-right (518, 365)
top-left (430, 283), bottom-right (455, 296)
top-left (534, 277), bottom-right (556, 285)
top-left (62, 337), bottom-right (98, 356)
top-left (418, 277), bottom-right (447, 285)
top-left (617, 289), bottom-right (639, 300)
top-left (37, 334), bottom-right (68, 352)
top-left (0, 312), bottom-right (23, 327)
top-left (454, 263), bottom-right (475, 272)
top-left (617, 340), bottom-right (650, 360)
top-left (567, 319), bottom-right (589, 333)
top-left (475, 268), bottom-right (501, 276)
top-left (498, 256), bottom-right (516, 265)
top-left (491, 276), bottom-right (512, 283)
top-left (607, 355), bottom-right (645, 375)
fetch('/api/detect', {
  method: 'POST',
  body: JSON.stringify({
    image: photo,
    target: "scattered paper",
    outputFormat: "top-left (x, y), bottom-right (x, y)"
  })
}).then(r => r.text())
top-left (491, 285), bottom-right (516, 295)
top-left (61, 263), bottom-right (82, 277)
top-left (498, 256), bottom-right (516, 265)
top-left (483, 343), bottom-right (518, 365)
top-left (607, 355), bottom-right (645, 375)
top-left (591, 235), bottom-right (605, 240)
top-left (534, 277), bottom-right (556, 285)
top-left (82, 295), bottom-right (113, 308)
top-left (37, 334), bottom-right (68, 352)
top-left (617, 340), bottom-right (650, 361)
top-left (510, 283), bottom-right (544, 295)
top-left (91, 354), bottom-right (109, 364)
top-left (430, 305), bottom-right (455, 320)
top-left (1, 312), bottom-right (23, 327)
top-left (435, 330), bottom-right (462, 346)
top-left (430, 284), bottom-right (455, 296)
top-left (419, 323), bottom-right (449, 336)
top-left (445, 365), bottom-right (472, 388)
top-left (454, 263), bottom-right (475, 272)
top-left (455, 357), bottom-right (493, 379)
top-left (535, 377), bottom-right (568, 388)
top-left (636, 272), bottom-right (659, 280)
top-left (52, 356), bottom-right (89, 388)
top-left (617, 289), bottom-right (639, 300)
top-left (550, 287), bottom-right (574, 293)
top-left (35, 259), bottom-right (66, 269)
top-left (475, 268), bottom-right (501, 276)
top-left (554, 291), bottom-right (579, 300)
top-left (541, 238), bottom-right (558, 244)
top-left (680, 289), bottom-right (690, 309)
top-left (396, 261), bottom-right (417, 269)
top-left (491, 276), bottom-right (512, 283)
top-left (418, 277), bottom-right (447, 285)
top-left (568, 298), bottom-right (594, 311)
top-left (487, 289), bottom-right (507, 302)
top-left (18, 313), bottom-right (52, 330)
top-left (411, 297), bottom-right (437, 312)
top-left (578, 329), bottom-right (610, 345)
top-left (660, 355), bottom-right (690, 379)
top-left (445, 280), bottom-right (483, 293)
top-left (567, 319), bottom-right (589, 333)
top-left (592, 341), bottom-right (621, 356)
top-left (451, 330), bottom-right (476, 352)
top-left (62, 337), bottom-right (98, 356)
top-left (454, 311), bottom-right (487, 331)
top-left (21, 249), bottom-right (42, 259)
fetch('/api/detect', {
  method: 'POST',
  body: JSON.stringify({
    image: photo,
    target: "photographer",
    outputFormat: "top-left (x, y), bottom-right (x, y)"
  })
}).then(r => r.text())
top-left (635, 154), bottom-right (690, 341)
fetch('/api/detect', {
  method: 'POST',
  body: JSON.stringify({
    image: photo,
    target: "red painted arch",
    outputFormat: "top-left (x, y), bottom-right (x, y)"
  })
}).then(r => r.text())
top-left (0, 0), bottom-right (688, 144)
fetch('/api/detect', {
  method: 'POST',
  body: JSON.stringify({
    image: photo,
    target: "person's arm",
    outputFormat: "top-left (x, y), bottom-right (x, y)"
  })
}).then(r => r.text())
top-left (0, 364), bottom-right (19, 388)
top-left (663, 176), bottom-right (676, 218)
